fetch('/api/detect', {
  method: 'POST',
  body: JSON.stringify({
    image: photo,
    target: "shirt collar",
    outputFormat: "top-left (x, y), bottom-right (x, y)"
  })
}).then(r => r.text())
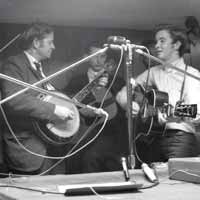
top-left (163, 58), bottom-right (186, 73)
top-left (24, 51), bottom-right (40, 70)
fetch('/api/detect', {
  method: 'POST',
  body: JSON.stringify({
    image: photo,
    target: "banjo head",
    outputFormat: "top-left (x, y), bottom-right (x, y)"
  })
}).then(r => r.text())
top-left (34, 92), bottom-right (80, 146)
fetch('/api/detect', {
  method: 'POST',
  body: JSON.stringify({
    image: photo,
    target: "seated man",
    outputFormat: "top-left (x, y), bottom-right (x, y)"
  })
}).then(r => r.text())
top-left (116, 25), bottom-right (200, 167)
top-left (63, 42), bottom-right (127, 173)
top-left (1, 22), bottom-right (74, 175)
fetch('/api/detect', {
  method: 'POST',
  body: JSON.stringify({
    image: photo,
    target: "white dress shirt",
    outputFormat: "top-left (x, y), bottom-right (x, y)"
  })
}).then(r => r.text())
top-left (135, 58), bottom-right (200, 133)
top-left (24, 51), bottom-right (55, 90)
top-left (24, 51), bottom-right (70, 119)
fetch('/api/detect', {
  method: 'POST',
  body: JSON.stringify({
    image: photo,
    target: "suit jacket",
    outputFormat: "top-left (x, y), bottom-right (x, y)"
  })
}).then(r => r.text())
top-left (1, 53), bottom-right (61, 172)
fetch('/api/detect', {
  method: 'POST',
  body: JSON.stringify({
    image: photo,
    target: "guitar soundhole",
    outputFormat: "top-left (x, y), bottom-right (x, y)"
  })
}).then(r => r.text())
top-left (137, 89), bottom-right (169, 135)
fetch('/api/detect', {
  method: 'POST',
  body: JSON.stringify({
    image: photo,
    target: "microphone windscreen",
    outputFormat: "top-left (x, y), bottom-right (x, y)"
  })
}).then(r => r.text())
top-left (107, 36), bottom-right (127, 45)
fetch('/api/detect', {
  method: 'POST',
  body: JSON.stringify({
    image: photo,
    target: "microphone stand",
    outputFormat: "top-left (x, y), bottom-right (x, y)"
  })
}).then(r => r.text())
top-left (0, 34), bottom-right (21, 53)
top-left (0, 72), bottom-right (105, 114)
top-left (135, 49), bottom-right (200, 82)
top-left (124, 41), bottom-right (136, 169)
top-left (107, 37), bottom-right (138, 169)
top-left (0, 47), bottom-right (108, 105)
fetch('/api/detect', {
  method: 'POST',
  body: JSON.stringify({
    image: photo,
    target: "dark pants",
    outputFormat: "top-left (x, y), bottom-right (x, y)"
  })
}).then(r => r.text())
top-left (7, 144), bottom-right (68, 176)
top-left (8, 158), bottom-right (66, 175)
top-left (136, 129), bottom-right (198, 167)
top-left (80, 133), bottom-right (123, 173)
top-left (161, 130), bottom-right (198, 158)
top-left (66, 114), bottom-right (129, 174)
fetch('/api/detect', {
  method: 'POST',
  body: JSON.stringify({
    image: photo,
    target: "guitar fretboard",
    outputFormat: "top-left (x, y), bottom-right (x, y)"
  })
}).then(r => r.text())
top-left (73, 71), bottom-right (107, 102)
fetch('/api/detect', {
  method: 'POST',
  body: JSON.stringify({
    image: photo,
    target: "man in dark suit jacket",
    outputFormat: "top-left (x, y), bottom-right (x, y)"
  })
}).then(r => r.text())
top-left (1, 22), bottom-right (74, 175)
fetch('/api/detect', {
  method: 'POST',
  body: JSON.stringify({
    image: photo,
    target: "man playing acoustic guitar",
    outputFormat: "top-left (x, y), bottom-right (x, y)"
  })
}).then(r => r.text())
top-left (63, 42), bottom-right (127, 173)
top-left (116, 25), bottom-right (200, 167)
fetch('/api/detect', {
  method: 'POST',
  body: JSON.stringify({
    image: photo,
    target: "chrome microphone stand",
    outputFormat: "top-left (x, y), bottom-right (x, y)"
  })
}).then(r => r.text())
top-left (135, 49), bottom-right (200, 82)
top-left (0, 34), bottom-right (21, 53)
top-left (107, 36), bottom-right (138, 169)
top-left (124, 40), bottom-right (136, 169)
top-left (0, 47), bottom-right (108, 105)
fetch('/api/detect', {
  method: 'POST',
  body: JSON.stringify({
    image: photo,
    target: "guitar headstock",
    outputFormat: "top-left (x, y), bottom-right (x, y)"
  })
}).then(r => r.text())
top-left (174, 103), bottom-right (197, 118)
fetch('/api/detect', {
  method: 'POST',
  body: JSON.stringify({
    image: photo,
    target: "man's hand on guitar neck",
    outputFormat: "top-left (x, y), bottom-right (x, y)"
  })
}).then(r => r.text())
top-left (116, 86), bottom-right (140, 116)
top-left (131, 101), bottom-right (140, 116)
top-left (123, 101), bottom-right (140, 118)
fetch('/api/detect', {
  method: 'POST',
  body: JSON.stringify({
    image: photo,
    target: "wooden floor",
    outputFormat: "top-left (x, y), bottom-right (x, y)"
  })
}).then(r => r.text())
top-left (0, 166), bottom-right (199, 200)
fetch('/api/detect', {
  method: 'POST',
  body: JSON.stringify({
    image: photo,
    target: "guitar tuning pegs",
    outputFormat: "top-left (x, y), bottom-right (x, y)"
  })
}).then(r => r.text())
top-left (174, 103), bottom-right (197, 118)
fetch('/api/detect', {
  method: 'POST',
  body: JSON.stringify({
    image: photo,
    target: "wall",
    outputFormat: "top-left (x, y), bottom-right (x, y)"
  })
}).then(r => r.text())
top-left (0, 23), bottom-right (154, 89)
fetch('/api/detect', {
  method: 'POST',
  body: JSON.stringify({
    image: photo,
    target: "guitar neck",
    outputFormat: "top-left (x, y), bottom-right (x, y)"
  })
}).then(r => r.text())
top-left (143, 105), bottom-right (158, 117)
top-left (144, 103), bottom-right (197, 119)
top-left (73, 81), bottom-right (97, 102)
top-left (73, 71), bottom-right (106, 102)
top-left (174, 103), bottom-right (197, 118)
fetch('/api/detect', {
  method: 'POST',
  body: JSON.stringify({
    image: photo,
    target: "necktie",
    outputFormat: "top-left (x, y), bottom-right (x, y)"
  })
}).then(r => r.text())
top-left (34, 62), bottom-right (54, 90)
top-left (34, 62), bottom-right (44, 77)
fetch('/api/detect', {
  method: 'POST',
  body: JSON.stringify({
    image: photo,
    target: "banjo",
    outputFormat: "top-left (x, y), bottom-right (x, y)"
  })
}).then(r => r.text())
top-left (33, 64), bottom-right (115, 146)
top-left (33, 91), bottom-right (80, 146)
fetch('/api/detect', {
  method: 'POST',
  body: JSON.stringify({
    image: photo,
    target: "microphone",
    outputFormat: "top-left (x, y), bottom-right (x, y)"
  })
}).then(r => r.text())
top-left (135, 49), bottom-right (162, 64)
top-left (130, 43), bottom-right (146, 49)
top-left (106, 36), bottom-right (146, 49)
top-left (85, 105), bottom-right (108, 116)
top-left (141, 163), bottom-right (158, 183)
top-left (103, 43), bottom-right (122, 50)
top-left (107, 36), bottom-right (127, 45)
top-left (121, 157), bottom-right (130, 181)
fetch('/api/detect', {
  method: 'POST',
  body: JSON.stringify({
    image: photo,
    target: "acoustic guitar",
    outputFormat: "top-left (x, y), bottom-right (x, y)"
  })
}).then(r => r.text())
top-left (73, 70), bottom-right (118, 125)
top-left (137, 88), bottom-right (197, 136)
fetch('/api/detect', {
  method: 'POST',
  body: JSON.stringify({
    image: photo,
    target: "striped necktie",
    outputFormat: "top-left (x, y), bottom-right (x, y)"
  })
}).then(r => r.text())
top-left (34, 62), bottom-right (54, 90)
top-left (34, 62), bottom-right (43, 77)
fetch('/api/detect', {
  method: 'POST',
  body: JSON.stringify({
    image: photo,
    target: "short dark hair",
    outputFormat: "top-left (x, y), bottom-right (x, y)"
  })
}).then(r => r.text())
top-left (185, 16), bottom-right (200, 46)
top-left (185, 16), bottom-right (200, 36)
top-left (141, 39), bottom-right (155, 48)
top-left (155, 25), bottom-right (189, 56)
top-left (85, 40), bottom-right (103, 54)
top-left (20, 22), bottom-right (53, 50)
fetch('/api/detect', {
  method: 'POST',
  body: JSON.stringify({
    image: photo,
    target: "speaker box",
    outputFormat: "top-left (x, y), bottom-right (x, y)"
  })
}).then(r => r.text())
top-left (168, 157), bottom-right (200, 183)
